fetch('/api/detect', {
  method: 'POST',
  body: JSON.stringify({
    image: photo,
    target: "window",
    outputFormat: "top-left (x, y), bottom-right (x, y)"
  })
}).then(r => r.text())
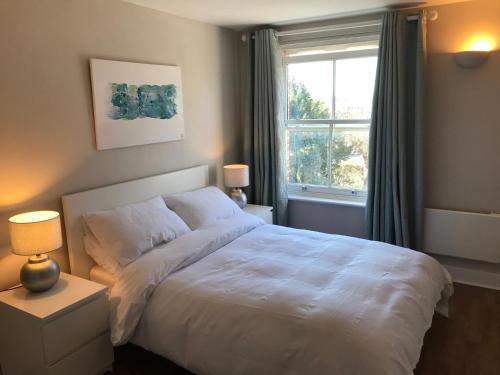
top-left (285, 45), bottom-right (378, 203)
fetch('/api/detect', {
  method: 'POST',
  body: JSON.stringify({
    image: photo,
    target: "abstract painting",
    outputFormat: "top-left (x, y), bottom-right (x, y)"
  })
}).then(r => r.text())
top-left (90, 59), bottom-right (184, 150)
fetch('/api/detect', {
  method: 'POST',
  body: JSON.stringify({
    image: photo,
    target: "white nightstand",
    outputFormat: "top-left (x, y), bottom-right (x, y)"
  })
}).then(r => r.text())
top-left (244, 204), bottom-right (274, 224)
top-left (0, 272), bottom-right (113, 375)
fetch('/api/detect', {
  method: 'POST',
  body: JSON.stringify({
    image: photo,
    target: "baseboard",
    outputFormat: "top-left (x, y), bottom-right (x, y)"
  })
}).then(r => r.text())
top-left (442, 264), bottom-right (500, 290)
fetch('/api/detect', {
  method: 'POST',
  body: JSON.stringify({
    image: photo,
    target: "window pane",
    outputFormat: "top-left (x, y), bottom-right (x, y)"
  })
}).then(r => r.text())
top-left (331, 128), bottom-right (369, 190)
top-left (287, 127), bottom-right (329, 186)
top-left (335, 57), bottom-right (377, 120)
top-left (287, 61), bottom-right (333, 120)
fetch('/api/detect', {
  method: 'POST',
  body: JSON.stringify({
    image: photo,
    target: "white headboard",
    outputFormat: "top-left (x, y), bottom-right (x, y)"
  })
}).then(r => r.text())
top-left (61, 165), bottom-right (209, 279)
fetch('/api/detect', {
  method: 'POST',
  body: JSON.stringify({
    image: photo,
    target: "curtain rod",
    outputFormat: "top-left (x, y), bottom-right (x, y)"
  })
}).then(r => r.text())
top-left (276, 20), bottom-right (381, 38)
top-left (244, 10), bottom-right (438, 40)
top-left (407, 9), bottom-right (438, 22)
top-left (276, 11), bottom-right (437, 37)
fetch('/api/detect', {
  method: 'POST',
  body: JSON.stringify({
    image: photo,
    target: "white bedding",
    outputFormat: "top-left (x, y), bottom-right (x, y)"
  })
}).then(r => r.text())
top-left (109, 214), bottom-right (453, 375)
top-left (89, 265), bottom-right (116, 287)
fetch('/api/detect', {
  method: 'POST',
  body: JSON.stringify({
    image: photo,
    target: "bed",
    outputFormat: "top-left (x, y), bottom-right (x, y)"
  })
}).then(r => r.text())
top-left (62, 165), bottom-right (453, 375)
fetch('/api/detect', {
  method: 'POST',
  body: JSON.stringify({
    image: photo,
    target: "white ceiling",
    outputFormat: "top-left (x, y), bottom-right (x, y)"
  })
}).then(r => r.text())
top-left (122, 0), bottom-right (467, 29)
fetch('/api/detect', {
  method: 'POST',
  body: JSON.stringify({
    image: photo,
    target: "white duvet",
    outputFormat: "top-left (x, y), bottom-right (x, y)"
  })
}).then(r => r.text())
top-left (109, 214), bottom-right (453, 375)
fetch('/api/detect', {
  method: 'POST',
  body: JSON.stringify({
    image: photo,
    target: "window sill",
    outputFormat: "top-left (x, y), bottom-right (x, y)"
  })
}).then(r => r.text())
top-left (288, 194), bottom-right (366, 208)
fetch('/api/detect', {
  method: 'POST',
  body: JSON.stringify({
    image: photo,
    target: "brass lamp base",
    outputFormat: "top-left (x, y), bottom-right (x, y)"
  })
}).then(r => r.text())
top-left (20, 254), bottom-right (60, 292)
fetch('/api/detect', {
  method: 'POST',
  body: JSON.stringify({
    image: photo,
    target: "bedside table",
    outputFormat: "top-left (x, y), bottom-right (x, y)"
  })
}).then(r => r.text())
top-left (0, 272), bottom-right (113, 375)
top-left (244, 204), bottom-right (274, 224)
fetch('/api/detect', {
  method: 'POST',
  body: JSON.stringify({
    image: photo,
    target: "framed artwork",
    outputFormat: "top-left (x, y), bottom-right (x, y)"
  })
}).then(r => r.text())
top-left (89, 59), bottom-right (185, 150)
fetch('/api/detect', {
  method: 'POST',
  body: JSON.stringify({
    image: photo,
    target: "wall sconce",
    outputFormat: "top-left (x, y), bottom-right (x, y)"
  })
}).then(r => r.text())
top-left (455, 37), bottom-right (494, 69)
top-left (454, 51), bottom-right (490, 68)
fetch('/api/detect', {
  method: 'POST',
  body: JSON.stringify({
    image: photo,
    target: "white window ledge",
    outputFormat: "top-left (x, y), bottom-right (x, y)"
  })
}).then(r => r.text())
top-left (288, 194), bottom-right (366, 208)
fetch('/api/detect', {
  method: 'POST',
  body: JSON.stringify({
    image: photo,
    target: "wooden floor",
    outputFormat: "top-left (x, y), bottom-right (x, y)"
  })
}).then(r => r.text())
top-left (111, 283), bottom-right (500, 375)
top-left (415, 283), bottom-right (500, 375)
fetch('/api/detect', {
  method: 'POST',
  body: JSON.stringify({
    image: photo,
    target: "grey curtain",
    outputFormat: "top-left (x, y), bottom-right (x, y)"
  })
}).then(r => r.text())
top-left (366, 11), bottom-right (426, 249)
top-left (243, 29), bottom-right (288, 225)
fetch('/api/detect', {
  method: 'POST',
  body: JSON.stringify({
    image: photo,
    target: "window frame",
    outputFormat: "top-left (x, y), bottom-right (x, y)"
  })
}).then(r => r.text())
top-left (284, 48), bottom-right (378, 204)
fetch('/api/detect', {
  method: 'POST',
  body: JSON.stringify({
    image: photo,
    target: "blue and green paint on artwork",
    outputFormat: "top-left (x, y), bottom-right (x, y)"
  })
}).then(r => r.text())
top-left (109, 83), bottom-right (177, 120)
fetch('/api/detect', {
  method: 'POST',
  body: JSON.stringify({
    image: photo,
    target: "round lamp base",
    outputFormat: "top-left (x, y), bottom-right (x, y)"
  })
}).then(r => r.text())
top-left (230, 188), bottom-right (247, 209)
top-left (20, 254), bottom-right (60, 293)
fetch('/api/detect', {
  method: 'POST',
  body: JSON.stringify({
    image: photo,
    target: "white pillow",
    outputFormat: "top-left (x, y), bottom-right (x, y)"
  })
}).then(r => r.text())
top-left (164, 186), bottom-right (242, 229)
top-left (83, 196), bottom-right (190, 267)
top-left (82, 225), bottom-right (122, 276)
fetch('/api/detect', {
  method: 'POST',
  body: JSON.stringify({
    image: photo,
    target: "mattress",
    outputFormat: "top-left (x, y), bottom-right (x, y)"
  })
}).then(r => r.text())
top-left (89, 265), bottom-right (116, 287)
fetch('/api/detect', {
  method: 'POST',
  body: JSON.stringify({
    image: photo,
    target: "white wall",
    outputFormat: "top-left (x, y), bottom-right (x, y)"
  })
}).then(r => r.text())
top-left (425, 0), bottom-right (500, 213)
top-left (0, 0), bottom-right (240, 289)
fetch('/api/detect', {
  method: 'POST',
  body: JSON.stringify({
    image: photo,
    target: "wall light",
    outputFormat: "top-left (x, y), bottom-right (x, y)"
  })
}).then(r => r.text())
top-left (455, 51), bottom-right (490, 68)
top-left (455, 35), bottom-right (495, 69)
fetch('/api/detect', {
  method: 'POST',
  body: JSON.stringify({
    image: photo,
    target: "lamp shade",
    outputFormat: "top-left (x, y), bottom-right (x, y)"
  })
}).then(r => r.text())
top-left (9, 211), bottom-right (62, 256)
top-left (224, 164), bottom-right (249, 188)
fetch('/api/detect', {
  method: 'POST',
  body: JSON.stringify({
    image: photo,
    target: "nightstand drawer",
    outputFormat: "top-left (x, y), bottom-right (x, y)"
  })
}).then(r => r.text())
top-left (42, 293), bottom-right (109, 364)
top-left (48, 332), bottom-right (113, 375)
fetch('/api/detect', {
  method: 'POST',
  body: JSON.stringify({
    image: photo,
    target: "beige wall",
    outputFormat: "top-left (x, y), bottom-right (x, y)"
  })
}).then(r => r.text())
top-left (0, 0), bottom-right (240, 288)
top-left (425, 0), bottom-right (500, 213)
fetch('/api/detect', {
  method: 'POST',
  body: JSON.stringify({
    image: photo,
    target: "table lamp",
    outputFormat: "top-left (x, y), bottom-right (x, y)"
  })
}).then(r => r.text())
top-left (8, 210), bottom-right (62, 292)
top-left (223, 164), bottom-right (249, 208)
